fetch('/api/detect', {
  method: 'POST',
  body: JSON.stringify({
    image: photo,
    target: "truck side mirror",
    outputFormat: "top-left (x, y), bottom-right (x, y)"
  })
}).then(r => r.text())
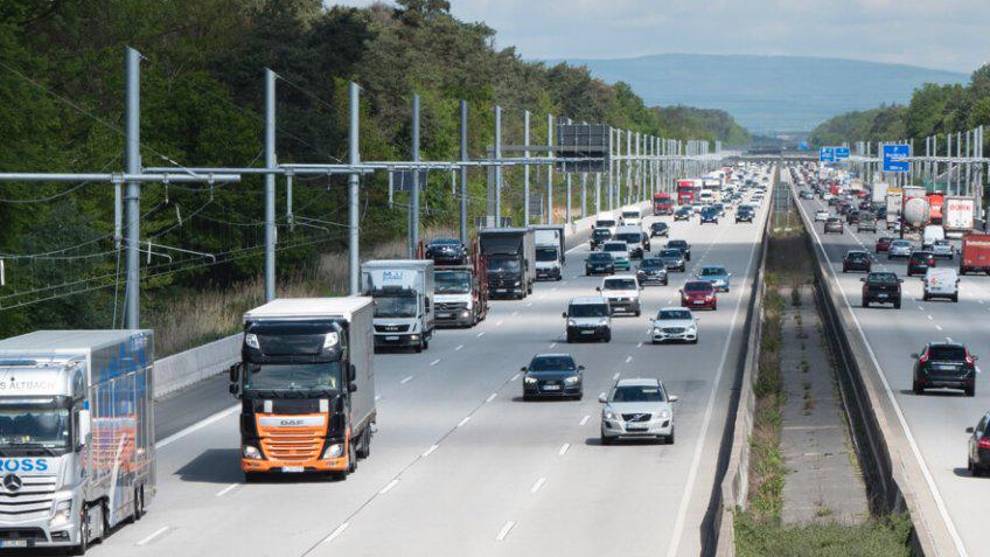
top-left (350, 364), bottom-right (357, 382)
top-left (77, 409), bottom-right (91, 447)
top-left (669, 395), bottom-right (679, 403)
top-left (910, 353), bottom-right (919, 359)
top-left (348, 382), bottom-right (358, 393)
top-left (561, 312), bottom-right (568, 319)
top-left (229, 363), bottom-right (240, 383)
top-left (229, 384), bottom-right (240, 396)
top-left (595, 287), bottom-right (601, 292)
top-left (966, 427), bottom-right (975, 434)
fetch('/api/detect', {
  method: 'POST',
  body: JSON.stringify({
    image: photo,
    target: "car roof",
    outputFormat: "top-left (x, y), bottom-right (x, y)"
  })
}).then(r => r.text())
top-left (702, 264), bottom-right (727, 270)
top-left (615, 377), bottom-right (662, 388)
top-left (532, 352), bottom-right (574, 359)
top-left (615, 225), bottom-right (642, 233)
top-left (604, 274), bottom-right (637, 281)
top-left (658, 306), bottom-right (692, 314)
top-left (570, 296), bottom-right (608, 305)
top-left (846, 250), bottom-right (868, 255)
top-left (927, 341), bottom-right (965, 349)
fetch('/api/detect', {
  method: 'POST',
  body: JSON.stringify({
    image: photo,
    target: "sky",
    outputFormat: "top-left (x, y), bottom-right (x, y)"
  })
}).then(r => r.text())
top-left (329, 0), bottom-right (990, 73)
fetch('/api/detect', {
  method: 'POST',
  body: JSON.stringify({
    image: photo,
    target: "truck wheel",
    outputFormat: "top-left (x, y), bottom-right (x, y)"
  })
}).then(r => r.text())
top-left (356, 429), bottom-right (372, 459)
top-left (953, 294), bottom-right (959, 303)
top-left (347, 440), bottom-right (358, 475)
top-left (423, 338), bottom-right (429, 350)
top-left (922, 292), bottom-right (929, 301)
top-left (74, 506), bottom-right (89, 555)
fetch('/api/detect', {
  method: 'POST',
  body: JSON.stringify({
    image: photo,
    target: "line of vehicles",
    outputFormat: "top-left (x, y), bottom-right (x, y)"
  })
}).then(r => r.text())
top-left (791, 162), bottom-right (990, 481)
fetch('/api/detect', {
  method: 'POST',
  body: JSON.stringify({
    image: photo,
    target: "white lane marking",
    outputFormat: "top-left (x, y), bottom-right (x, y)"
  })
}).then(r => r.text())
top-left (512, 311), bottom-right (519, 316)
top-left (797, 190), bottom-right (969, 557)
top-left (612, 372), bottom-right (620, 381)
top-left (457, 416), bottom-right (471, 428)
top-left (496, 320), bottom-right (504, 327)
top-left (936, 324), bottom-right (943, 331)
top-left (477, 331), bottom-right (486, 337)
top-left (550, 342), bottom-right (557, 348)
top-left (625, 355), bottom-right (633, 364)
top-left (137, 526), bottom-right (170, 546)
top-left (558, 442), bottom-right (571, 456)
top-left (375, 394), bottom-right (382, 401)
top-left (455, 344), bottom-right (463, 351)
top-left (637, 341), bottom-right (644, 348)
top-left (530, 477), bottom-right (547, 494)
top-left (511, 373), bottom-right (521, 382)
top-left (917, 306), bottom-right (924, 311)
top-left (321, 522), bottom-right (349, 544)
top-left (156, 404), bottom-right (239, 450)
top-left (486, 393), bottom-right (498, 403)
top-left (579, 415), bottom-right (591, 426)
top-left (667, 190), bottom-right (766, 557)
top-left (422, 444), bottom-right (439, 458)
top-left (216, 483), bottom-right (238, 497)
top-left (430, 359), bottom-right (441, 366)
top-left (927, 314), bottom-right (933, 320)
top-left (496, 520), bottom-right (517, 541)
top-left (946, 337), bottom-right (954, 343)
top-left (400, 375), bottom-right (414, 384)
top-left (379, 479), bottom-right (399, 495)
top-left (526, 302), bottom-right (533, 307)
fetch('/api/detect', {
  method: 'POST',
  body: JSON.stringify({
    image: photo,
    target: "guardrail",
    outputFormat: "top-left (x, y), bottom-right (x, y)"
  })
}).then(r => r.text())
top-left (790, 180), bottom-right (952, 556)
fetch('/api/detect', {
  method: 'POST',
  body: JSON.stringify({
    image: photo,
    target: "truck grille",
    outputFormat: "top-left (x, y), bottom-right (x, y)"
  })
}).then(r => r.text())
top-left (374, 324), bottom-right (410, 333)
top-left (0, 474), bottom-right (57, 517)
top-left (437, 302), bottom-right (467, 312)
top-left (261, 429), bottom-right (325, 462)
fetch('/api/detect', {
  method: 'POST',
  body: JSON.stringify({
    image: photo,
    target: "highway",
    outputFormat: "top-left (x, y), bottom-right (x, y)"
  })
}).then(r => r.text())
top-left (86, 184), bottom-right (770, 557)
top-left (792, 174), bottom-right (988, 557)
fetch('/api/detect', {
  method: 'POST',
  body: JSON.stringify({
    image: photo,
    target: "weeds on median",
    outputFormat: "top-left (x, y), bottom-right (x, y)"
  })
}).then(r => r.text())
top-left (735, 512), bottom-right (913, 557)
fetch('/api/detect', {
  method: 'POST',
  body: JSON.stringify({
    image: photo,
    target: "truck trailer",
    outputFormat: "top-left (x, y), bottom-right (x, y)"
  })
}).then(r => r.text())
top-left (231, 297), bottom-right (376, 480)
top-left (361, 260), bottom-right (435, 352)
top-left (531, 224), bottom-right (565, 281)
top-left (479, 228), bottom-right (536, 299)
top-left (0, 330), bottom-right (155, 553)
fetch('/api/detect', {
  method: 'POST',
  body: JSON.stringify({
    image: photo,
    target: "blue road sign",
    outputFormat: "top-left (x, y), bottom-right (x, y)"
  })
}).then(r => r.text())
top-left (882, 144), bottom-right (910, 173)
top-left (819, 147), bottom-right (834, 162)
top-left (834, 147), bottom-right (850, 160)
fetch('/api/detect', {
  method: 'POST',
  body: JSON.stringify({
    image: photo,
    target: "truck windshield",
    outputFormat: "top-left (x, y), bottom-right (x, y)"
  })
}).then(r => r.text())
top-left (374, 295), bottom-right (418, 318)
top-left (245, 362), bottom-right (342, 393)
top-left (435, 271), bottom-right (472, 294)
top-left (0, 406), bottom-right (70, 453)
top-left (569, 304), bottom-right (609, 318)
top-left (487, 257), bottom-right (520, 273)
top-left (536, 247), bottom-right (558, 262)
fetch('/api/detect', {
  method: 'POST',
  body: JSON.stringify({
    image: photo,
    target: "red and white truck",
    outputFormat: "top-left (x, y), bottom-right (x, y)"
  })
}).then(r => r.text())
top-left (653, 192), bottom-right (674, 215)
top-left (943, 196), bottom-right (976, 238)
top-left (960, 232), bottom-right (990, 275)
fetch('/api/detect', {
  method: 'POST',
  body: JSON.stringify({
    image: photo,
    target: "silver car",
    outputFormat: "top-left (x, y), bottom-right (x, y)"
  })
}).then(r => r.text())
top-left (599, 378), bottom-right (678, 444)
top-left (888, 239), bottom-right (913, 259)
top-left (651, 307), bottom-right (698, 344)
top-left (930, 239), bottom-right (955, 259)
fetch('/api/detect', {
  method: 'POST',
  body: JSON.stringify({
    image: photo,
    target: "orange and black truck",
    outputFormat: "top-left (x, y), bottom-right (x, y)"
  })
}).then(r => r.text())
top-left (229, 297), bottom-right (376, 481)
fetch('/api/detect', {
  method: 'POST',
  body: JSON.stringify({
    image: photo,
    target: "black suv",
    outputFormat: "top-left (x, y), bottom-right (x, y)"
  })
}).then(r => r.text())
top-left (912, 342), bottom-right (977, 397)
top-left (650, 222), bottom-right (669, 238)
top-left (585, 252), bottom-right (615, 276)
top-left (590, 228), bottom-right (612, 250)
top-left (667, 239), bottom-right (691, 261)
top-left (425, 238), bottom-right (467, 265)
top-left (842, 250), bottom-right (872, 273)
top-left (636, 257), bottom-right (669, 286)
top-left (735, 207), bottom-right (754, 223)
top-left (699, 207), bottom-right (719, 224)
top-left (907, 251), bottom-right (936, 276)
top-left (861, 272), bottom-right (902, 308)
top-left (673, 206), bottom-right (692, 221)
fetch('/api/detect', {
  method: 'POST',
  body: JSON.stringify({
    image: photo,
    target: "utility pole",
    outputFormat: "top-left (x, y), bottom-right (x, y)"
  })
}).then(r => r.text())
top-left (264, 68), bottom-right (277, 302)
top-left (124, 47), bottom-right (142, 329)
top-left (410, 94), bottom-right (421, 255)
top-left (547, 113), bottom-right (554, 224)
top-left (459, 100), bottom-right (468, 244)
top-left (566, 118), bottom-right (572, 225)
top-left (348, 82), bottom-right (361, 295)
top-left (494, 105), bottom-right (502, 226)
top-left (523, 110), bottom-right (530, 225)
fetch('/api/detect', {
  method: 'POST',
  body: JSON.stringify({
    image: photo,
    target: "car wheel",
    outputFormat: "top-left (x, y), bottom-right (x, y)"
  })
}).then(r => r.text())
top-left (894, 300), bottom-right (901, 309)
top-left (862, 299), bottom-right (868, 308)
top-left (691, 337), bottom-right (699, 345)
top-left (922, 293), bottom-right (929, 301)
top-left (953, 294), bottom-right (959, 303)
top-left (600, 429), bottom-right (612, 445)
top-left (566, 332), bottom-right (574, 343)
top-left (635, 309), bottom-right (641, 317)
top-left (974, 463), bottom-right (983, 477)
top-left (604, 331), bottom-right (612, 343)
top-left (842, 266), bottom-right (847, 273)
top-left (913, 380), bottom-right (923, 395)
top-left (965, 384), bottom-right (975, 397)
top-left (668, 427), bottom-right (675, 444)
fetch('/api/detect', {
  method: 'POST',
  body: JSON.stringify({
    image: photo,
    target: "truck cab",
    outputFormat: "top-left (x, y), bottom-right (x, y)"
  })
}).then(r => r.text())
top-left (231, 298), bottom-right (376, 481)
top-left (479, 228), bottom-right (536, 299)
top-left (362, 260), bottom-right (435, 352)
top-left (434, 265), bottom-right (486, 327)
top-left (532, 225), bottom-right (566, 281)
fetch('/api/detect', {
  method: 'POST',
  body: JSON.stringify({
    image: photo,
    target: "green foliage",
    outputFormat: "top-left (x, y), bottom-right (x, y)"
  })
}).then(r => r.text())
top-left (735, 512), bottom-right (913, 557)
top-left (0, 0), bottom-right (740, 339)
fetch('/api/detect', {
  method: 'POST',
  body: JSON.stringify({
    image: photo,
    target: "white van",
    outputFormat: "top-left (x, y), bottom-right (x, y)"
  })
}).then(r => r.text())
top-left (923, 225), bottom-right (945, 249)
top-left (922, 267), bottom-right (959, 302)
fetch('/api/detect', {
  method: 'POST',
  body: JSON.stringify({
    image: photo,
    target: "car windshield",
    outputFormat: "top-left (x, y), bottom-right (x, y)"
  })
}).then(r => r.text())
top-left (374, 295), bottom-right (418, 318)
top-left (529, 356), bottom-right (576, 372)
top-left (593, 229), bottom-right (611, 239)
top-left (868, 273), bottom-right (899, 284)
top-left (928, 345), bottom-right (966, 361)
top-left (0, 405), bottom-right (70, 451)
top-left (892, 241), bottom-right (910, 247)
top-left (879, 237), bottom-right (893, 243)
top-left (604, 244), bottom-right (627, 253)
top-left (911, 252), bottom-right (933, 260)
top-left (701, 267), bottom-right (726, 276)
top-left (668, 241), bottom-right (687, 249)
top-left (588, 253), bottom-right (612, 262)
top-left (245, 362), bottom-right (342, 392)
top-left (847, 252), bottom-right (868, 261)
top-left (652, 223), bottom-right (667, 230)
top-left (660, 249), bottom-right (681, 258)
top-left (430, 239), bottom-right (459, 247)
top-left (487, 257), bottom-right (521, 273)
top-left (536, 247), bottom-right (558, 262)
top-left (684, 282), bottom-right (712, 292)
top-left (658, 309), bottom-right (692, 320)
top-left (623, 212), bottom-right (639, 218)
top-left (604, 278), bottom-right (637, 290)
top-left (616, 233), bottom-right (641, 243)
top-left (434, 270), bottom-right (472, 294)
top-left (596, 220), bottom-right (616, 228)
top-left (934, 240), bottom-right (949, 247)
top-left (640, 259), bottom-right (663, 270)
top-left (611, 385), bottom-right (665, 403)
top-left (569, 303), bottom-right (609, 318)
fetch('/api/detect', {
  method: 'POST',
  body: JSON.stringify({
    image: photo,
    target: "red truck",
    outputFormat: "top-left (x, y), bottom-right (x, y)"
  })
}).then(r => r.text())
top-left (677, 179), bottom-right (700, 205)
top-left (960, 233), bottom-right (990, 275)
top-left (927, 192), bottom-right (945, 224)
top-left (653, 192), bottom-right (674, 216)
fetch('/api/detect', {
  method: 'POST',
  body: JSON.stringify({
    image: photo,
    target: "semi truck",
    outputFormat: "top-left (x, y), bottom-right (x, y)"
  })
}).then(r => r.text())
top-left (885, 188), bottom-right (903, 228)
top-left (676, 179), bottom-right (701, 205)
top-left (944, 196), bottom-right (976, 238)
top-left (927, 192), bottom-right (945, 224)
top-left (433, 242), bottom-right (489, 328)
top-left (871, 182), bottom-right (889, 208)
top-left (231, 297), bottom-right (376, 481)
top-left (479, 227), bottom-right (535, 299)
top-left (0, 330), bottom-right (155, 553)
top-left (361, 260), bottom-right (435, 352)
top-left (653, 192), bottom-right (674, 215)
top-left (531, 224), bottom-right (565, 281)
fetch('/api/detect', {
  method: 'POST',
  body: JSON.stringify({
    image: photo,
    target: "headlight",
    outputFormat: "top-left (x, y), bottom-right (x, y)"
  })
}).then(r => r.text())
top-left (659, 410), bottom-right (671, 420)
top-left (564, 376), bottom-right (580, 385)
top-left (598, 318), bottom-right (609, 326)
top-left (242, 445), bottom-right (263, 460)
top-left (244, 333), bottom-right (260, 349)
top-left (323, 443), bottom-right (344, 459)
top-left (514, 281), bottom-right (521, 286)
top-left (524, 376), bottom-right (538, 384)
top-left (323, 332), bottom-right (339, 349)
top-left (604, 409), bottom-right (618, 420)
top-left (50, 499), bottom-right (72, 526)
top-left (568, 319), bottom-right (577, 327)
top-left (654, 327), bottom-right (662, 334)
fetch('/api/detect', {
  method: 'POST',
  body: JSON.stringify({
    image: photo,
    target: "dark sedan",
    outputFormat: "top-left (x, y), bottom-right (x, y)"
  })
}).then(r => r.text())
top-left (842, 250), bottom-right (872, 273)
top-left (735, 207), bottom-right (754, 223)
top-left (699, 207), bottom-right (719, 224)
top-left (585, 252), bottom-right (615, 276)
top-left (912, 342), bottom-right (977, 397)
top-left (522, 353), bottom-right (584, 400)
top-left (907, 251), bottom-right (936, 277)
top-left (650, 222), bottom-right (669, 237)
top-left (658, 248), bottom-right (686, 272)
top-left (673, 207), bottom-right (692, 221)
top-left (861, 272), bottom-right (901, 308)
top-left (590, 228), bottom-right (612, 250)
top-left (966, 413), bottom-right (990, 476)
top-left (425, 238), bottom-right (467, 264)
top-left (667, 239), bottom-right (691, 261)
top-left (637, 257), bottom-right (669, 286)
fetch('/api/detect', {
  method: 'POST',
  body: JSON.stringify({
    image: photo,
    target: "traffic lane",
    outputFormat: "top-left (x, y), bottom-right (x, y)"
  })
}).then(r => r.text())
top-left (313, 211), bottom-right (767, 556)
top-left (795, 191), bottom-right (990, 555)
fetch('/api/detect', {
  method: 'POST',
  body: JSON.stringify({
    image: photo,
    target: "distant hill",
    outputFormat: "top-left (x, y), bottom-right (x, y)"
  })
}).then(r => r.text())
top-left (544, 54), bottom-right (968, 133)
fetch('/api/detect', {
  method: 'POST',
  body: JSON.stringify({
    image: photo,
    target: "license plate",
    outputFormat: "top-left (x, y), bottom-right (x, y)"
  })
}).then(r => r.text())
top-left (877, 294), bottom-right (888, 299)
top-left (626, 425), bottom-right (648, 432)
top-left (282, 466), bottom-right (305, 473)
top-left (694, 300), bottom-right (705, 305)
top-left (542, 385), bottom-right (561, 391)
top-left (936, 365), bottom-right (956, 371)
top-left (438, 313), bottom-right (451, 319)
top-left (0, 541), bottom-right (27, 548)
top-left (385, 335), bottom-right (399, 341)
top-left (496, 288), bottom-right (508, 293)
top-left (581, 330), bottom-right (595, 335)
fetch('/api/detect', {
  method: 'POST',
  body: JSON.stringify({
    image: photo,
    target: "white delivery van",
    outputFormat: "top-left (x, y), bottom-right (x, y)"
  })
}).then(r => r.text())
top-left (922, 267), bottom-right (959, 302)
top-left (922, 225), bottom-right (945, 249)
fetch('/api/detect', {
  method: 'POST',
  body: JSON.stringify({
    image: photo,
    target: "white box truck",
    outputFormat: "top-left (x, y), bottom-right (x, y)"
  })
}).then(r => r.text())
top-left (944, 196), bottom-right (976, 238)
top-left (231, 297), bottom-right (376, 481)
top-left (0, 330), bottom-right (155, 553)
top-left (361, 260), bottom-right (435, 352)
top-left (871, 182), bottom-right (889, 207)
top-left (531, 224), bottom-right (565, 281)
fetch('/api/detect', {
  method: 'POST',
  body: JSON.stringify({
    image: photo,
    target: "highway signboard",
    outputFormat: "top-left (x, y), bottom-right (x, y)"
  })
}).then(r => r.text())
top-left (834, 146), bottom-right (850, 160)
top-left (882, 144), bottom-right (910, 173)
top-left (819, 147), bottom-right (834, 162)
